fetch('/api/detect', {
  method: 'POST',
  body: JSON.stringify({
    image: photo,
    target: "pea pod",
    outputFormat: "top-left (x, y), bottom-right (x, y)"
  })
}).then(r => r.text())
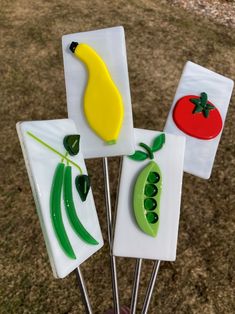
top-left (50, 163), bottom-right (76, 259)
top-left (133, 161), bottom-right (162, 237)
top-left (63, 165), bottom-right (99, 245)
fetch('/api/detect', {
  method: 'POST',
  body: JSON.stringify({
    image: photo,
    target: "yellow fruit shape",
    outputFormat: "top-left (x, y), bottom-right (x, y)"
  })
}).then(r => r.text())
top-left (70, 42), bottom-right (124, 145)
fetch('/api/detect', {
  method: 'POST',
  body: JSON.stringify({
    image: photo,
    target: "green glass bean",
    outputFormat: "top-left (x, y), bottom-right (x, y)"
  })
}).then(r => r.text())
top-left (63, 165), bottom-right (99, 245)
top-left (50, 163), bottom-right (76, 259)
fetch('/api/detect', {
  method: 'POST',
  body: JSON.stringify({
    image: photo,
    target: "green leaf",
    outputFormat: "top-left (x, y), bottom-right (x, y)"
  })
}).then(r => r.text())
top-left (203, 108), bottom-right (209, 118)
top-left (63, 135), bottom-right (80, 156)
top-left (151, 134), bottom-right (165, 152)
top-left (75, 175), bottom-right (90, 202)
top-left (193, 104), bottom-right (203, 113)
top-left (128, 150), bottom-right (148, 161)
top-left (190, 98), bottom-right (200, 106)
top-left (200, 92), bottom-right (208, 106)
top-left (206, 104), bottom-right (215, 110)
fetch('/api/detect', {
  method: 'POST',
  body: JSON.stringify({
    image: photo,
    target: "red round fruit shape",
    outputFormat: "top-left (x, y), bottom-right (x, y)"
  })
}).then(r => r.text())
top-left (173, 92), bottom-right (223, 140)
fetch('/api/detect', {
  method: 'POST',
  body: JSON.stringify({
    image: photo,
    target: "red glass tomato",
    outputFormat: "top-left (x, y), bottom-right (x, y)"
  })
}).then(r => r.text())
top-left (173, 94), bottom-right (223, 140)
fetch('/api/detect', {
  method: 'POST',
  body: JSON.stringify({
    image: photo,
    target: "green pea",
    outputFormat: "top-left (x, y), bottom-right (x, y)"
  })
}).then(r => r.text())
top-left (145, 184), bottom-right (158, 197)
top-left (146, 212), bottom-right (159, 224)
top-left (144, 198), bottom-right (157, 211)
top-left (147, 171), bottom-right (160, 184)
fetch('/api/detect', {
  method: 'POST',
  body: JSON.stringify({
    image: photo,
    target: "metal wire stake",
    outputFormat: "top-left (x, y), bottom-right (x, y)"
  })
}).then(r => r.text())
top-left (76, 266), bottom-right (93, 314)
top-left (141, 260), bottom-right (161, 314)
top-left (103, 157), bottom-right (120, 314)
top-left (130, 258), bottom-right (143, 314)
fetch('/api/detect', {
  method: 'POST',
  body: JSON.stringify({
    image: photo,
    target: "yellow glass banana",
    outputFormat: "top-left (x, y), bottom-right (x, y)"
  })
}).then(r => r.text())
top-left (70, 42), bottom-right (124, 145)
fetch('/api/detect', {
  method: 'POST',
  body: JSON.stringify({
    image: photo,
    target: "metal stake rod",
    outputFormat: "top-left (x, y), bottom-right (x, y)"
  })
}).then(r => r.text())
top-left (76, 266), bottom-right (93, 314)
top-left (141, 260), bottom-right (161, 314)
top-left (103, 157), bottom-right (120, 314)
top-left (130, 258), bottom-right (143, 314)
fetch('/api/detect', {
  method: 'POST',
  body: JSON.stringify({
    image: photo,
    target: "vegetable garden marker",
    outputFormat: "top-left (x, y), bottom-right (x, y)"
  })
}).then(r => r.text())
top-left (62, 27), bottom-right (135, 313)
top-left (113, 129), bottom-right (185, 312)
top-left (164, 61), bottom-right (234, 179)
top-left (129, 133), bottom-right (165, 313)
top-left (16, 119), bottom-right (104, 313)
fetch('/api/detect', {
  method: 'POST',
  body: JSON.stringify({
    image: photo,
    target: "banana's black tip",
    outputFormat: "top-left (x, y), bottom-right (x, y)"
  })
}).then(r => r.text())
top-left (69, 42), bottom-right (79, 53)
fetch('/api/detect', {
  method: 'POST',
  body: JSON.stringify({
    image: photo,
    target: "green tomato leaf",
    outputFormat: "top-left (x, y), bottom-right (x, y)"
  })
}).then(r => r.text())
top-left (190, 98), bottom-right (200, 106)
top-left (193, 104), bottom-right (203, 113)
top-left (206, 104), bottom-right (215, 110)
top-left (63, 135), bottom-right (80, 156)
top-left (151, 134), bottom-right (165, 152)
top-left (128, 150), bottom-right (148, 161)
top-left (203, 108), bottom-right (209, 118)
top-left (200, 92), bottom-right (208, 106)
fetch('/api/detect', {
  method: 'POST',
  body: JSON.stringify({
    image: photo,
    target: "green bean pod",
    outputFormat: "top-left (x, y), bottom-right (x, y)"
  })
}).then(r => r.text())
top-left (133, 161), bottom-right (162, 237)
top-left (63, 165), bottom-right (99, 245)
top-left (50, 163), bottom-right (76, 259)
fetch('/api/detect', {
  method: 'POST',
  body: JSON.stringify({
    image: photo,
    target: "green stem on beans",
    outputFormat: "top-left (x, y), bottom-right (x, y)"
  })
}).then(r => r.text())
top-left (27, 131), bottom-right (82, 174)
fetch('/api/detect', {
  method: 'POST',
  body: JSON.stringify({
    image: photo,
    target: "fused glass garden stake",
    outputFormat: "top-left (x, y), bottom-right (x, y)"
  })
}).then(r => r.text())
top-left (17, 120), bottom-right (104, 314)
top-left (113, 129), bottom-right (185, 314)
top-left (164, 61), bottom-right (234, 179)
top-left (127, 134), bottom-right (164, 312)
top-left (62, 27), bottom-right (135, 313)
